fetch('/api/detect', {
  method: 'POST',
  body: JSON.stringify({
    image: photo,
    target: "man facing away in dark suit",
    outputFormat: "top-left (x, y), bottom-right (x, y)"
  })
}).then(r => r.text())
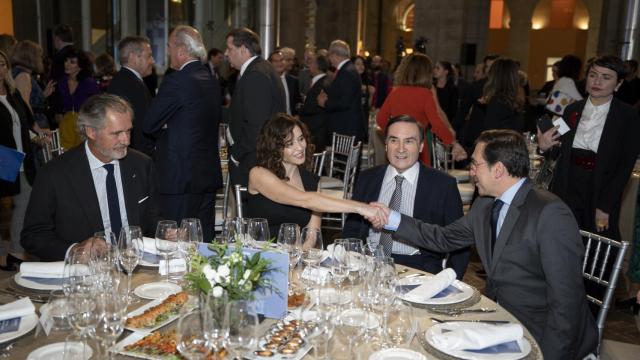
top-left (144, 26), bottom-right (222, 242)
top-left (375, 129), bottom-right (598, 360)
top-left (205, 48), bottom-right (228, 106)
top-left (21, 94), bottom-right (161, 261)
top-left (342, 115), bottom-right (469, 279)
top-left (299, 54), bottom-right (331, 151)
top-left (269, 50), bottom-right (301, 116)
top-left (317, 40), bottom-right (366, 143)
top-left (225, 27), bottom-right (286, 187)
top-left (50, 24), bottom-right (75, 82)
top-left (107, 36), bottom-right (155, 157)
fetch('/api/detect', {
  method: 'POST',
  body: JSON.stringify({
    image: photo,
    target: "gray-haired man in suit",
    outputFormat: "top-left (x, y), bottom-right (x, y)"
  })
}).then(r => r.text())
top-left (375, 129), bottom-right (597, 360)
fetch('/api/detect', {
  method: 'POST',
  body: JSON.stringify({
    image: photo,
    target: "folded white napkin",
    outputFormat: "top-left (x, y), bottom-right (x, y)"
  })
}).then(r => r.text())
top-left (301, 266), bottom-right (331, 283)
top-left (323, 244), bottom-right (364, 270)
top-left (404, 268), bottom-right (456, 302)
top-left (0, 298), bottom-right (35, 321)
top-left (20, 261), bottom-right (65, 278)
top-left (431, 322), bottom-right (523, 351)
top-left (142, 237), bottom-right (159, 254)
top-left (158, 258), bottom-right (187, 276)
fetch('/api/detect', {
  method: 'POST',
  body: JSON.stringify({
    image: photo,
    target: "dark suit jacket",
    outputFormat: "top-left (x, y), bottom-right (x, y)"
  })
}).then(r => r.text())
top-left (285, 73), bottom-right (301, 115)
top-left (107, 67), bottom-right (154, 156)
top-left (228, 57), bottom-right (286, 187)
top-left (205, 62), bottom-right (227, 104)
top-left (300, 74), bottom-right (331, 150)
top-left (324, 61), bottom-right (366, 142)
top-left (453, 77), bottom-right (486, 135)
top-left (50, 44), bottom-right (74, 82)
top-left (21, 145), bottom-right (161, 261)
top-left (550, 98), bottom-right (640, 239)
top-left (144, 61), bottom-right (223, 195)
top-left (0, 91), bottom-right (36, 197)
top-left (342, 164), bottom-right (468, 277)
top-left (395, 180), bottom-right (598, 359)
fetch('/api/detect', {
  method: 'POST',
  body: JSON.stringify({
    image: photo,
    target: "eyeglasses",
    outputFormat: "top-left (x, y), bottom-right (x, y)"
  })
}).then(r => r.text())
top-left (469, 159), bottom-right (487, 170)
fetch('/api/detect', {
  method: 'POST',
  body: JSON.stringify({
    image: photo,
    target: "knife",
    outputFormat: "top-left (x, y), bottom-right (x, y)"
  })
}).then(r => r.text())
top-left (431, 317), bottom-right (511, 325)
top-left (0, 288), bottom-right (47, 303)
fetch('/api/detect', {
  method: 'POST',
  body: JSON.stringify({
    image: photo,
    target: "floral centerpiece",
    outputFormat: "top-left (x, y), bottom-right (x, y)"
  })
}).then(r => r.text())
top-left (185, 240), bottom-right (276, 301)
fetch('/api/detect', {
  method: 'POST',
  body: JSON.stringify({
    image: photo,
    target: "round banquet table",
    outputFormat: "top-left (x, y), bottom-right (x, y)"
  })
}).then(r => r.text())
top-left (1, 264), bottom-right (542, 359)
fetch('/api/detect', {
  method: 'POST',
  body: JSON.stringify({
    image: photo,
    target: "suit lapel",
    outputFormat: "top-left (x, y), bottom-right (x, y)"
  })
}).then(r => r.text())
top-left (119, 156), bottom-right (139, 228)
top-left (489, 181), bottom-right (532, 272)
top-left (67, 147), bottom-right (104, 231)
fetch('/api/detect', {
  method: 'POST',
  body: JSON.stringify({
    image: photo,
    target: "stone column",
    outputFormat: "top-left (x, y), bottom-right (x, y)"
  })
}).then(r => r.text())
top-left (259, 0), bottom-right (276, 59)
top-left (504, 0), bottom-right (536, 70)
top-left (583, 0), bottom-right (603, 60)
top-left (81, 0), bottom-right (91, 51)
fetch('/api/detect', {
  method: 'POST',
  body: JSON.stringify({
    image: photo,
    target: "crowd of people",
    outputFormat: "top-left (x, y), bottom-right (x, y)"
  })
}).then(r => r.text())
top-left (1, 22), bottom-right (640, 360)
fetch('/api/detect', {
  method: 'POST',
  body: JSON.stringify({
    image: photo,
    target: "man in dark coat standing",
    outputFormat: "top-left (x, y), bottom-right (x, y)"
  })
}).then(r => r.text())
top-left (144, 26), bottom-right (222, 242)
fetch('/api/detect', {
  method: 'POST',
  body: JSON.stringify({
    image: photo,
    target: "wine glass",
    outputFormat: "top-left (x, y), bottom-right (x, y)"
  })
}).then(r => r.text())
top-left (155, 220), bottom-right (179, 283)
top-left (117, 226), bottom-right (143, 304)
top-left (337, 306), bottom-right (367, 358)
top-left (330, 239), bottom-right (349, 291)
top-left (225, 300), bottom-right (258, 360)
top-left (382, 302), bottom-right (416, 348)
top-left (304, 306), bottom-right (335, 360)
top-left (247, 218), bottom-right (270, 248)
top-left (65, 246), bottom-right (95, 296)
top-left (92, 292), bottom-right (128, 359)
top-left (343, 238), bottom-right (364, 285)
top-left (278, 223), bottom-right (302, 295)
top-left (177, 309), bottom-right (213, 360)
top-left (92, 231), bottom-right (120, 292)
top-left (301, 227), bottom-right (323, 266)
top-left (179, 218), bottom-right (202, 272)
top-left (224, 217), bottom-right (248, 245)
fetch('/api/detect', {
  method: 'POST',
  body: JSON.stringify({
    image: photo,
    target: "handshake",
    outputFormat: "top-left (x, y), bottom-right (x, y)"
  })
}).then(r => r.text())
top-left (359, 202), bottom-right (391, 230)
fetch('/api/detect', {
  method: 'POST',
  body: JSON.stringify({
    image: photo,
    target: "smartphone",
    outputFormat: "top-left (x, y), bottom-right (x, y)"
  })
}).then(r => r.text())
top-left (537, 115), bottom-right (555, 133)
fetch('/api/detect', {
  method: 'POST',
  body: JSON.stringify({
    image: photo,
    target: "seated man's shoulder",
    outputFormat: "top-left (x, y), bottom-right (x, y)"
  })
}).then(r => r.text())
top-left (419, 165), bottom-right (457, 184)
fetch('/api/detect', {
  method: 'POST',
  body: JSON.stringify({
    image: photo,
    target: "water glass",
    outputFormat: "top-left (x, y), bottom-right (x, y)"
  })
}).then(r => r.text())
top-left (155, 220), bottom-right (179, 283)
top-left (225, 300), bottom-right (258, 360)
top-left (92, 292), bottom-right (128, 359)
top-left (47, 289), bottom-right (71, 331)
top-left (343, 238), bottom-right (364, 285)
top-left (177, 310), bottom-right (212, 360)
top-left (383, 303), bottom-right (416, 348)
top-left (301, 227), bottom-right (323, 266)
top-left (179, 219), bottom-right (201, 272)
top-left (304, 306), bottom-right (334, 360)
top-left (248, 218), bottom-right (270, 248)
top-left (63, 333), bottom-right (93, 360)
top-left (330, 240), bottom-right (349, 290)
top-left (223, 217), bottom-right (248, 245)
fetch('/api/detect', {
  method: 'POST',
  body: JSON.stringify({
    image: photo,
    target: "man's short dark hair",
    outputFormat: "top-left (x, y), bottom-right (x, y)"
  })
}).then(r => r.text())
top-left (226, 28), bottom-right (261, 56)
top-left (476, 130), bottom-right (529, 178)
top-left (268, 50), bottom-right (283, 61)
top-left (589, 55), bottom-right (626, 81)
top-left (208, 48), bottom-right (222, 60)
top-left (53, 24), bottom-right (74, 43)
top-left (483, 54), bottom-right (499, 64)
top-left (625, 59), bottom-right (639, 74)
top-left (315, 55), bottom-right (329, 73)
top-left (384, 114), bottom-right (424, 143)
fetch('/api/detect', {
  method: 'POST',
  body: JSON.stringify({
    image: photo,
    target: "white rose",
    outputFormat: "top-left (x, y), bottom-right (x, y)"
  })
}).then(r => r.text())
top-left (239, 279), bottom-right (245, 286)
top-left (243, 269), bottom-right (251, 280)
top-left (212, 286), bottom-right (224, 298)
top-left (203, 265), bottom-right (217, 284)
top-left (217, 264), bottom-right (231, 277)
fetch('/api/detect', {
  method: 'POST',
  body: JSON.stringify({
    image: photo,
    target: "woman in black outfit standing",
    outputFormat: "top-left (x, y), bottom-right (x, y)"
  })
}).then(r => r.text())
top-left (434, 60), bottom-right (458, 123)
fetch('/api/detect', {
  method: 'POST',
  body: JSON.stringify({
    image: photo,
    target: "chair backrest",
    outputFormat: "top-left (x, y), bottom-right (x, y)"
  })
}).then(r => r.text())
top-left (312, 151), bottom-right (327, 176)
top-left (342, 142), bottom-right (362, 200)
top-left (41, 129), bottom-right (64, 163)
top-left (234, 184), bottom-right (247, 219)
top-left (327, 133), bottom-right (355, 178)
top-left (580, 230), bottom-right (629, 349)
top-left (431, 137), bottom-right (451, 171)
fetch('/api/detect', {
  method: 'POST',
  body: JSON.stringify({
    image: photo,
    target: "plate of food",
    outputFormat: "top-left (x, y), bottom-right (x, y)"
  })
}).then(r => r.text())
top-left (124, 292), bottom-right (195, 333)
top-left (113, 330), bottom-right (227, 360)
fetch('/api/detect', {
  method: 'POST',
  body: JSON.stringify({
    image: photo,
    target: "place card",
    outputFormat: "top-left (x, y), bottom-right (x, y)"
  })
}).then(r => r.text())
top-left (0, 318), bottom-right (21, 334)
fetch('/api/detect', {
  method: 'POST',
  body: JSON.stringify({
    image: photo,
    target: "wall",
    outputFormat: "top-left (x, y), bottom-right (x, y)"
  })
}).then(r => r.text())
top-left (528, 28), bottom-right (588, 88)
top-left (486, 29), bottom-right (509, 56)
top-left (0, 0), bottom-right (13, 35)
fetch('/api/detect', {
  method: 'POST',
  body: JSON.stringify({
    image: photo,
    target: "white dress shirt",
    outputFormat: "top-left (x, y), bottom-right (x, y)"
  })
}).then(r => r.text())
top-left (368, 162), bottom-right (420, 255)
top-left (311, 73), bottom-right (326, 87)
top-left (572, 97), bottom-right (611, 153)
top-left (179, 59), bottom-right (199, 71)
top-left (495, 178), bottom-right (526, 237)
top-left (240, 56), bottom-right (258, 78)
top-left (122, 66), bottom-right (143, 81)
top-left (336, 59), bottom-right (349, 71)
top-left (281, 73), bottom-right (291, 115)
top-left (85, 141), bottom-right (129, 234)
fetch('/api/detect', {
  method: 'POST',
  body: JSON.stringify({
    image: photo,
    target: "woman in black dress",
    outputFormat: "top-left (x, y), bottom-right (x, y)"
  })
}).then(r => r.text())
top-left (433, 60), bottom-right (458, 123)
top-left (247, 114), bottom-right (382, 236)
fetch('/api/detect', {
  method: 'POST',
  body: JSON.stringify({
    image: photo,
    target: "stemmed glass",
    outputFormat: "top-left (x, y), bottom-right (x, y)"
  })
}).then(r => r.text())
top-left (179, 218), bottom-right (202, 273)
top-left (343, 238), bottom-right (364, 285)
top-left (304, 304), bottom-right (335, 360)
top-left (117, 226), bottom-right (143, 304)
top-left (92, 292), bottom-right (128, 359)
top-left (382, 302), bottom-right (416, 349)
top-left (225, 300), bottom-right (258, 360)
top-left (337, 305), bottom-right (367, 358)
top-left (92, 231), bottom-right (120, 292)
top-left (177, 309), bottom-right (213, 360)
top-left (224, 217), bottom-right (248, 245)
top-left (301, 227), bottom-right (323, 266)
top-left (155, 220), bottom-right (179, 283)
top-left (248, 218), bottom-right (270, 248)
top-left (278, 223), bottom-right (302, 294)
top-left (330, 240), bottom-right (349, 296)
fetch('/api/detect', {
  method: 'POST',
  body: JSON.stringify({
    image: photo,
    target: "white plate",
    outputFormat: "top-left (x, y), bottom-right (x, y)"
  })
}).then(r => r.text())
top-left (424, 322), bottom-right (531, 360)
top-left (398, 276), bottom-right (474, 305)
top-left (309, 287), bottom-right (352, 305)
top-left (133, 282), bottom-right (182, 300)
top-left (125, 294), bottom-right (195, 333)
top-left (369, 348), bottom-right (428, 360)
top-left (14, 273), bottom-right (62, 291)
top-left (0, 313), bottom-right (38, 344)
top-left (338, 308), bottom-right (380, 329)
top-left (112, 332), bottom-right (167, 360)
top-left (26, 341), bottom-right (92, 360)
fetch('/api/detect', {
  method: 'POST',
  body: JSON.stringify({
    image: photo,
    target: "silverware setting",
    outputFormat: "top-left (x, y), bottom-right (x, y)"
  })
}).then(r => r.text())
top-left (431, 317), bottom-right (510, 325)
top-left (401, 273), bottom-right (424, 279)
top-left (430, 307), bottom-right (497, 316)
top-left (0, 288), bottom-right (47, 303)
top-left (0, 341), bottom-right (17, 358)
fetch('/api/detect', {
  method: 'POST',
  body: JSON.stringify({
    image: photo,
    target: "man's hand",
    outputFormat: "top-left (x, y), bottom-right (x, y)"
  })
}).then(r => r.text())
top-left (368, 202), bottom-right (391, 230)
top-left (595, 208), bottom-right (609, 232)
top-left (359, 203), bottom-right (388, 229)
top-left (317, 90), bottom-right (328, 107)
top-left (537, 125), bottom-right (561, 151)
top-left (73, 237), bottom-right (107, 260)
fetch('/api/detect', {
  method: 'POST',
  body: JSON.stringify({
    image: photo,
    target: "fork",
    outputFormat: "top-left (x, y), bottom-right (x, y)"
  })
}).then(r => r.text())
top-left (0, 341), bottom-right (17, 358)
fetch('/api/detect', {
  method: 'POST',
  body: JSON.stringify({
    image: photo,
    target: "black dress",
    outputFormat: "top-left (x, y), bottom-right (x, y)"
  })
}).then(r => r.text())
top-left (246, 167), bottom-right (320, 237)
top-left (436, 79), bottom-right (458, 122)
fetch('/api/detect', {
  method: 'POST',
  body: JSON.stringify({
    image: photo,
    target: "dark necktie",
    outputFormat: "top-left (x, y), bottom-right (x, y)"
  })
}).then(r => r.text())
top-left (379, 175), bottom-right (404, 257)
top-left (103, 164), bottom-right (122, 237)
top-left (490, 199), bottom-right (505, 254)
